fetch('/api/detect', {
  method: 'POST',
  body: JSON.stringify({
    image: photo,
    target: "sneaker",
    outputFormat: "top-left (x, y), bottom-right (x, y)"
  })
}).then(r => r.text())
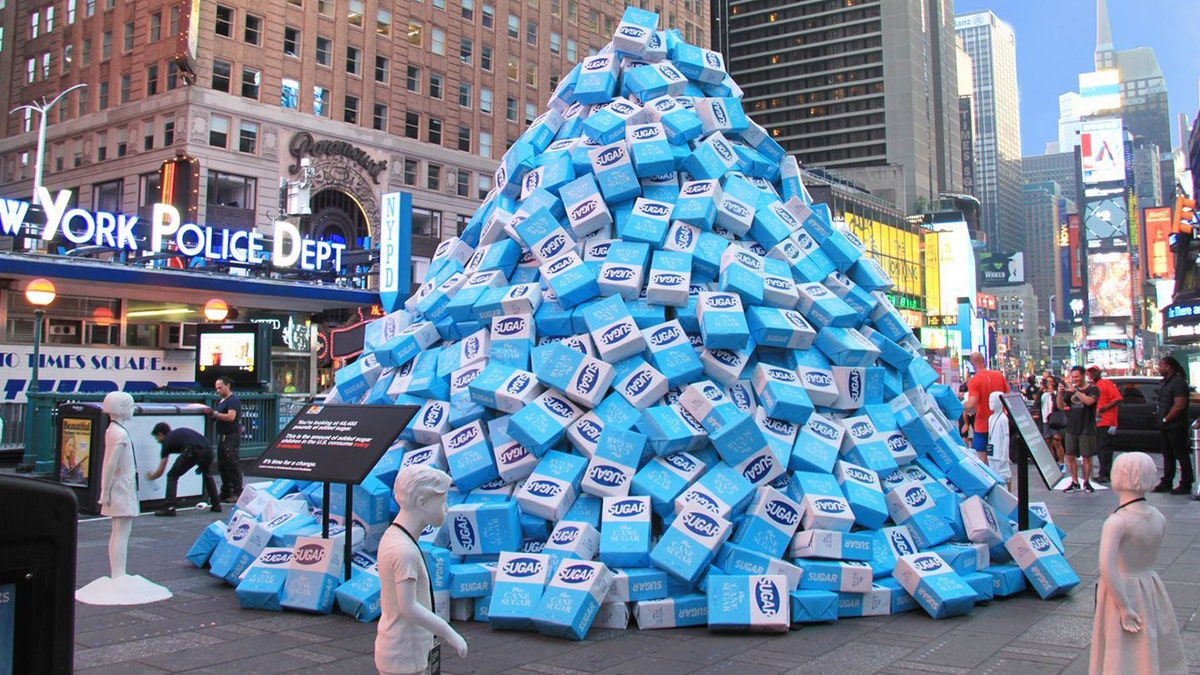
top-left (1083, 482), bottom-right (1095, 493)
top-left (1171, 485), bottom-right (1193, 495)
top-left (1152, 483), bottom-right (1172, 493)
top-left (1063, 482), bottom-right (1080, 493)
top-left (154, 507), bottom-right (177, 517)
top-left (210, 504), bottom-right (223, 513)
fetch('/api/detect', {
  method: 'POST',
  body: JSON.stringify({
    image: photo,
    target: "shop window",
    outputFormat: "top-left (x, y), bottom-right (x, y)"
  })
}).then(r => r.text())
top-left (411, 207), bottom-right (441, 238)
top-left (207, 171), bottom-right (256, 216)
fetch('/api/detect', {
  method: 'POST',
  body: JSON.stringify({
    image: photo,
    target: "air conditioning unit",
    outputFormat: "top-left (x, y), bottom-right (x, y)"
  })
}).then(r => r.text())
top-left (160, 322), bottom-right (198, 350)
top-left (48, 323), bottom-right (78, 337)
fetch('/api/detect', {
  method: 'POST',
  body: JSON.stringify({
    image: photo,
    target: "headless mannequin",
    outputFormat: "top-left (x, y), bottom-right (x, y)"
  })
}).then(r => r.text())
top-left (76, 392), bottom-right (172, 605)
top-left (375, 465), bottom-right (467, 675)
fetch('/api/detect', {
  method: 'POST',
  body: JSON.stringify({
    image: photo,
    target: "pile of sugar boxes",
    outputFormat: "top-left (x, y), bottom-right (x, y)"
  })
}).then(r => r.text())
top-left (188, 8), bottom-right (1079, 635)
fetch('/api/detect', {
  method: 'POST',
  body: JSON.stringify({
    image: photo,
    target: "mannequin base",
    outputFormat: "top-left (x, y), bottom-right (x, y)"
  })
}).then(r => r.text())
top-left (76, 574), bottom-right (173, 605)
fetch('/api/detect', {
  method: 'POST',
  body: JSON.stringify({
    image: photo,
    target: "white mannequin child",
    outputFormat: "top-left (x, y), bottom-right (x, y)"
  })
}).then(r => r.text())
top-left (374, 465), bottom-right (467, 675)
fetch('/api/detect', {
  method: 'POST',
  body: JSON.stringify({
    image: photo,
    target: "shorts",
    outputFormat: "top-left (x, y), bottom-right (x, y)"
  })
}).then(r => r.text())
top-left (1064, 433), bottom-right (1097, 458)
top-left (972, 431), bottom-right (988, 455)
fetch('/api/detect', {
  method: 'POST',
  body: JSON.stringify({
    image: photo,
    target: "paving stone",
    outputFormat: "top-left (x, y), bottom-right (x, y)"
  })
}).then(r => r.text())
top-left (74, 632), bottom-right (224, 670)
top-left (902, 630), bottom-right (1006, 669)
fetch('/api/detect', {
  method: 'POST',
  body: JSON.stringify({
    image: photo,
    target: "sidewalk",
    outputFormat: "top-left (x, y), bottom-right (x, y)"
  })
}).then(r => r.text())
top-left (72, 471), bottom-right (1200, 675)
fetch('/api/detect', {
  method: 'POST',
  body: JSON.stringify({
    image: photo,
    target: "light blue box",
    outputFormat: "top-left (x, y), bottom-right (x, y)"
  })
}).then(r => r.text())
top-left (474, 282), bottom-right (543, 321)
top-left (450, 562), bottom-right (495, 599)
top-left (672, 43), bottom-right (727, 84)
top-left (795, 282), bottom-right (857, 329)
top-left (634, 592), bottom-right (709, 628)
top-left (583, 97), bottom-right (644, 145)
top-left (706, 413), bottom-right (770, 466)
top-left (560, 173), bottom-right (614, 239)
top-left (707, 574), bottom-right (790, 632)
top-left (489, 314), bottom-right (535, 370)
top-left (636, 404), bottom-right (704, 457)
top-left (210, 513), bottom-right (272, 585)
top-left (870, 525), bottom-right (919, 579)
top-left (441, 421), bottom-right (498, 493)
top-left (797, 560), bottom-right (873, 593)
top-left (930, 542), bottom-right (990, 575)
top-left (767, 229), bottom-right (835, 284)
top-left (489, 552), bottom-right (553, 630)
top-left (833, 460), bottom-right (889, 530)
top-left (444, 501), bottom-right (522, 556)
top-left (789, 529), bottom-right (874, 562)
top-left (582, 428), bottom-right (646, 497)
top-left (644, 95), bottom-right (703, 145)
top-left (627, 123), bottom-right (675, 177)
top-left (646, 250), bottom-right (692, 307)
top-left (718, 247), bottom-right (765, 304)
top-left (333, 352), bottom-right (382, 403)
top-left (532, 560), bottom-right (613, 640)
top-left (884, 481), bottom-right (955, 549)
top-left (582, 294), bottom-right (646, 362)
top-left (599, 496), bottom-right (653, 568)
top-left (533, 341), bottom-right (615, 409)
top-left (187, 521), bottom-right (225, 568)
top-left (822, 270), bottom-right (877, 317)
top-left (960, 571), bottom-right (995, 602)
top-left (675, 463), bottom-right (755, 518)
top-left (620, 198), bottom-right (673, 248)
top-left (869, 292), bottom-right (912, 343)
top-left (815, 327), bottom-right (882, 367)
top-left (598, 239), bottom-right (651, 299)
top-left (682, 131), bottom-right (739, 180)
top-left (788, 471), bottom-right (855, 533)
top-left (796, 366), bottom-right (839, 408)
top-left (697, 292), bottom-right (750, 350)
top-left (945, 456), bottom-right (999, 498)
top-left (984, 563), bottom-right (1027, 597)
top-left (848, 256), bottom-right (893, 291)
top-left (334, 553), bottom-right (383, 622)
top-left (893, 552), bottom-right (977, 619)
top-left (673, 179), bottom-right (722, 229)
top-left (280, 535), bottom-right (345, 614)
top-left (790, 589), bottom-right (839, 623)
top-left (508, 392), bottom-right (584, 458)
top-left (631, 450), bottom-right (707, 515)
top-left (235, 548), bottom-right (294, 611)
top-left (641, 171), bottom-right (681, 202)
top-left (751, 364), bottom-right (814, 424)
top-left (732, 446), bottom-right (787, 487)
top-left (623, 62), bottom-right (671, 100)
top-left (590, 142), bottom-right (642, 204)
top-left (444, 270), bottom-right (508, 322)
top-left (517, 450), bottom-right (589, 520)
top-left (649, 508), bottom-right (732, 586)
top-left (905, 357), bottom-right (941, 391)
top-left (606, 567), bottom-right (669, 603)
top-left (695, 97), bottom-right (749, 138)
top-left (562, 493), bottom-right (603, 528)
top-left (644, 320), bottom-right (703, 387)
top-left (748, 200), bottom-right (798, 250)
top-left (840, 415), bottom-right (899, 476)
top-left (611, 355), bottom-right (669, 410)
top-left (614, 6), bottom-right (658, 53)
top-left (760, 258), bottom-right (800, 310)
top-left (543, 521), bottom-right (601, 574)
top-left (514, 207), bottom-right (576, 264)
top-left (574, 54), bottom-right (620, 104)
top-left (728, 486), bottom-right (801, 558)
top-left (1005, 529), bottom-right (1080, 599)
top-left (542, 250), bottom-right (600, 308)
top-left (789, 413), bottom-right (844, 474)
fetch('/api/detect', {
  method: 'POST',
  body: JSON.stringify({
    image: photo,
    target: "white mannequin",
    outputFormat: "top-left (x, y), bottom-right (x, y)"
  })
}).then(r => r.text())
top-left (76, 392), bottom-right (173, 605)
top-left (374, 465), bottom-right (467, 675)
top-left (1089, 452), bottom-right (1186, 674)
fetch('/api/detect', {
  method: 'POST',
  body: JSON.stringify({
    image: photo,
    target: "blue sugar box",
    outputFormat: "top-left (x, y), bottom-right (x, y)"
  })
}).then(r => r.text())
top-left (796, 366), bottom-right (840, 408)
top-left (641, 171), bottom-right (681, 203)
top-left (1005, 529), bottom-right (1080, 599)
top-left (543, 521), bottom-right (601, 572)
top-left (523, 109), bottom-right (565, 152)
top-left (820, 227), bottom-right (865, 272)
top-left (859, 325), bottom-right (914, 370)
top-left (870, 525), bottom-right (919, 579)
top-left (715, 176), bottom-right (759, 237)
top-left (894, 552), bottom-right (977, 619)
top-left (961, 571), bottom-right (995, 602)
top-left (574, 53), bottom-right (620, 104)
top-left (928, 384), bottom-right (965, 421)
top-left (400, 443), bottom-right (447, 472)
top-left (930, 542), bottom-right (990, 575)
top-left (741, 119), bottom-right (787, 164)
top-left (707, 413), bottom-right (770, 466)
top-left (583, 97), bottom-right (645, 145)
top-left (644, 95), bottom-right (703, 144)
top-left (695, 96), bottom-right (749, 136)
top-left (833, 460), bottom-right (889, 530)
top-left (560, 173), bottom-right (614, 239)
top-left (589, 141), bottom-right (642, 205)
top-left (513, 206), bottom-right (575, 263)
top-left (699, 344), bottom-right (753, 387)
top-left (563, 493), bottom-right (603, 528)
top-left (795, 282), bottom-right (857, 329)
top-left (534, 297), bottom-right (575, 337)
top-left (262, 509), bottom-right (321, 550)
top-left (682, 131), bottom-right (739, 180)
top-left (620, 198), bottom-right (673, 248)
top-left (676, 463), bottom-right (755, 519)
top-left (474, 282), bottom-right (543, 320)
top-left (788, 413), bottom-right (844, 474)
top-left (869, 292), bottom-right (912, 343)
top-left (626, 288), bottom-right (668, 328)
top-left (816, 326), bottom-right (882, 368)
top-left (822, 270), bottom-right (877, 316)
top-left (533, 341), bottom-right (614, 409)
top-left (875, 577), bottom-right (921, 614)
top-left (673, 178), bottom-right (722, 229)
top-left (985, 562), bottom-right (1027, 597)
top-left (541, 250), bottom-right (599, 308)
top-left (516, 450), bottom-right (589, 520)
top-left (749, 200), bottom-right (800, 250)
top-left (884, 481), bottom-right (954, 549)
top-left (606, 567), bottom-right (669, 603)
top-left (789, 529), bottom-right (874, 562)
top-left (671, 225), bottom-right (729, 281)
top-left (524, 154), bottom-right (576, 197)
top-left (442, 421), bottom-right (498, 493)
top-left (437, 329), bottom-right (488, 378)
top-left (634, 592), bottom-right (708, 629)
top-left (598, 239), bottom-right (650, 299)
top-left (646, 250), bottom-right (692, 307)
top-left (733, 446), bottom-right (787, 487)
top-left (945, 456), bottom-right (999, 498)
top-left (235, 548), bottom-right (294, 611)
top-left (332, 352), bottom-right (382, 403)
top-left (464, 478), bottom-right (514, 504)
top-left (626, 123), bottom-right (674, 177)
top-left (756, 408), bottom-right (798, 462)
top-left (644, 320), bottom-right (703, 387)
top-left (532, 560), bottom-right (613, 640)
top-left (465, 238), bottom-right (523, 277)
top-left (334, 552), bottom-right (383, 622)
top-left (637, 404), bottom-right (705, 457)
top-left (718, 246), bottom-right (765, 305)
top-left (834, 367), bottom-right (886, 411)
top-left (697, 292), bottom-right (750, 350)
top-left (904, 357), bottom-right (941, 390)
top-left (411, 399), bottom-right (452, 445)
top-left (840, 414), bottom-right (899, 476)
top-left (707, 574), bottom-right (791, 632)
top-left (779, 155), bottom-right (805, 200)
top-left (210, 513), bottom-right (272, 584)
top-left (582, 294), bottom-right (646, 363)
top-left (790, 589), bottom-right (839, 623)
top-left (489, 314), bottom-right (535, 370)
top-left (445, 501), bottom-right (522, 555)
top-left (187, 521), bottom-right (225, 568)
top-left (444, 270), bottom-right (508, 321)
top-left (599, 496), bottom-right (653, 568)
top-left (836, 580), bottom-right (913, 617)
top-left (726, 380), bottom-right (757, 414)
top-left (280, 535), bottom-right (346, 614)
top-left (582, 428), bottom-right (646, 497)
top-left (672, 43), bottom-right (727, 84)
top-left (775, 229), bottom-right (836, 284)
top-left (612, 356), bottom-right (669, 410)
top-left (848, 256), bottom-right (893, 291)
top-left (450, 562), bottom-right (495, 598)
top-left (798, 560), bottom-right (873, 593)
top-left (649, 508), bottom-right (732, 586)
top-left (623, 61), bottom-right (671, 100)
top-left (751, 363), bottom-right (814, 424)
top-left (570, 135), bottom-right (604, 175)
top-left (591, 601), bottom-right (631, 629)
top-left (789, 471), bottom-right (855, 533)
top-left (728, 486), bottom-right (802, 558)
top-left (631, 451), bottom-right (706, 515)
top-left (614, 6), bottom-right (658, 53)
top-left (1027, 501), bottom-right (1066, 544)
top-left (508, 392), bottom-right (584, 460)
top-left (489, 551), bottom-right (553, 630)
top-left (760, 257), bottom-right (800, 309)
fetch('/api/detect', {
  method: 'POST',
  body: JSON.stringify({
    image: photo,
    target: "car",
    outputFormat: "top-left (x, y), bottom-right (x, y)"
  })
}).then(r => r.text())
top-left (1108, 376), bottom-right (1200, 453)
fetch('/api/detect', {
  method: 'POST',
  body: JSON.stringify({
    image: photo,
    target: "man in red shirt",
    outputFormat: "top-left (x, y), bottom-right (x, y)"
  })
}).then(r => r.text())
top-left (1087, 365), bottom-right (1122, 483)
top-left (963, 352), bottom-right (1009, 463)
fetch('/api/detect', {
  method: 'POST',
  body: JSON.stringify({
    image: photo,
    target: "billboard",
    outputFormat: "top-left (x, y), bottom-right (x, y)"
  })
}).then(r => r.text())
top-left (978, 252), bottom-right (1024, 286)
top-left (1083, 185), bottom-right (1129, 248)
top-left (1068, 214), bottom-right (1082, 287)
top-left (1080, 118), bottom-right (1126, 185)
top-left (842, 213), bottom-right (922, 298)
top-left (1087, 251), bottom-right (1133, 319)
top-left (1078, 70), bottom-right (1120, 116)
top-left (1142, 205), bottom-right (1171, 278)
top-left (924, 221), bottom-right (976, 319)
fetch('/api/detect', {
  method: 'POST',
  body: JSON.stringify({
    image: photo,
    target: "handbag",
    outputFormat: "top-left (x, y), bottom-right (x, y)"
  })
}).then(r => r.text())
top-left (1046, 410), bottom-right (1069, 430)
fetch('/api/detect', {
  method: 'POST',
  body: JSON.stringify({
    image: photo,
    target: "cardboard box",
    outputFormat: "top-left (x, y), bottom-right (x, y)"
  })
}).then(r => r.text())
top-left (210, 513), bottom-right (272, 585)
top-left (333, 552), bottom-right (383, 622)
top-left (442, 421), bottom-right (498, 492)
top-left (280, 535), bottom-right (346, 614)
top-left (582, 294), bottom-right (647, 363)
top-left (718, 246), bottom-right (765, 304)
top-left (598, 239), bottom-right (650, 300)
top-left (489, 552), bottom-right (553, 630)
top-left (444, 501), bottom-right (523, 555)
top-left (707, 574), bottom-right (790, 632)
top-left (789, 529), bottom-right (874, 562)
top-left (516, 450), bottom-right (589, 520)
top-left (984, 563), bottom-right (1027, 597)
top-left (751, 363), bottom-right (815, 424)
top-left (574, 54), bottom-right (620, 104)
top-left (508, 392), bottom-right (585, 457)
top-left (634, 592), bottom-right (708, 629)
top-left (637, 404), bottom-right (707, 457)
top-left (631, 451), bottom-right (707, 515)
top-left (833, 460), bottom-right (889, 530)
top-left (893, 552), bottom-right (977, 619)
top-left (648, 508), bottom-right (732, 586)
top-left (532, 560), bottom-right (613, 640)
top-left (746, 307), bottom-right (816, 351)
top-left (789, 413), bottom-right (844, 474)
top-left (797, 561), bottom-right (872, 593)
top-left (187, 521), bottom-right (225, 568)
top-left (606, 567), bottom-right (670, 603)
top-left (675, 461), bottom-right (756, 519)
top-left (235, 547), bottom-right (294, 611)
top-left (599, 496), bottom-right (653, 568)
top-left (582, 428), bottom-right (647, 497)
top-left (869, 525), bottom-right (919, 579)
top-left (450, 562), bottom-right (495, 598)
top-left (883, 480), bottom-right (954, 549)
top-left (728, 486), bottom-right (802, 558)
top-left (789, 589), bottom-right (839, 623)
top-left (1004, 529), bottom-right (1080, 599)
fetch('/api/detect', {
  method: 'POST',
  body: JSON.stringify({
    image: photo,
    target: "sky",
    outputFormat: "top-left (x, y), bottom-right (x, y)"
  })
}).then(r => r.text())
top-left (952, 0), bottom-right (1200, 157)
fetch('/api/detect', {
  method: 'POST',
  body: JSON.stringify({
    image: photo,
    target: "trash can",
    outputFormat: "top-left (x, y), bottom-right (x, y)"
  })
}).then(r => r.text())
top-left (56, 402), bottom-right (211, 515)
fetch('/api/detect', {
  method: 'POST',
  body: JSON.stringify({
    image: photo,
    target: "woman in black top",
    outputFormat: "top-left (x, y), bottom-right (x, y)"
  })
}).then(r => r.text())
top-left (1153, 357), bottom-right (1193, 495)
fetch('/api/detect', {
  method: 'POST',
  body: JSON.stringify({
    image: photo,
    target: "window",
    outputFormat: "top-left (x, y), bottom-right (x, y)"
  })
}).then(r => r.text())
top-left (139, 172), bottom-right (160, 208)
top-left (408, 21), bottom-right (421, 46)
top-left (412, 208), bottom-right (441, 238)
top-left (428, 118), bottom-right (442, 144)
top-left (506, 56), bottom-right (518, 80)
top-left (479, 131), bottom-right (492, 158)
top-left (93, 179), bottom-right (122, 213)
top-left (123, 21), bottom-right (133, 52)
top-left (525, 62), bottom-right (536, 87)
top-left (376, 8), bottom-right (390, 35)
top-left (81, 37), bottom-right (90, 65)
top-left (119, 73), bottom-right (130, 103)
top-left (405, 112), bottom-right (419, 139)
top-left (347, 0), bottom-right (362, 25)
top-left (526, 21), bottom-right (536, 45)
top-left (40, 52), bottom-right (50, 79)
top-left (406, 65), bottom-right (420, 92)
top-left (482, 3), bottom-right (493, 28)
top-left (238, 121), bottom-right (258, 153)
top-left (457, 126), bottom-right (471, 152)
top-left (169, 5), bottom-right (178, 33)
top-left (551, 0), bottom-right (560, 16)
top-left (507, 14), bottom-right (518, 38)
top-left (206, 172), bottom-right (256, 210)
top-left (460, 38), bottom-right (472, 64)
top-left (427, 164), bottom-right (441, 191)
top-left (116, 128), bottom-right (127, 157)
top-left (212, 60), bottom-right (231, 92)
top-left (375, 55), bottom-right (389, 82)
top-left (31, 11), bottom-right (39, 39)
top-left (101, 30), bottom-right (111, 59)
top-left (215, 5), bottom-right (233, 37)
top-left (318, 0), bottom-right (330, 15)
top-left (74, 139), bottom-right (83, 166)
top-left (481, 45), bottom-right (492, 70)
top-left (163, 115), bottom-right (175, 144)
top-left (344, 95), bottom-right (359, 123)
top-left (433, 0), bottom-right (444, 9)
top-left (550, 32), bottom-right (560, 54)
top-left (209, 115), bottom-right (229, 147)
top-left (315, 36), bottom-right (331, 66)
top-left (458, 82), bottom-right (471, 107)
top-left (480, 87), bottom-right (492, 113)
top-left (456, 169), bottom-right (471, 197)
top-left (346, 46), bottom-right (361, 75)
top-left (143, 120), bottom-right (154, 150)
top-left (373, 103), bottom-right (387, 130)
top-left (506, 97), bottom-right (517, 121)
top-left (283, 27), bottom-right (299, 56)
top-left (429, 72), bottom-right (443, 99)
top-left (432, 27), bottom-right (445, 55)
top-left (525, 102), bottom-right (535, 123)
top-left (461, 0), bottom-right (473, 21)
top-left (0, 27), bottom-right (5, 54)
top-left (86, 0), bottom-right (94, 17)
top-left (244, 14), bottom-right (261, 45)
top-left (96, 131), bottom-right (107, 160)
top-left (403, 158), bottom-right (418, 185)
top-left (567, 39), bottom-right (577, 61)
top-left (68, 0), bottom-right (77, 24)
top-left (149, 12), bottom-right (161, 41)
top-left (313, 86), bottom-right (329, 116)
top-left (98, 80), bottom-right (109, 109)
top-left (241, 67), bottom-right (260, 99)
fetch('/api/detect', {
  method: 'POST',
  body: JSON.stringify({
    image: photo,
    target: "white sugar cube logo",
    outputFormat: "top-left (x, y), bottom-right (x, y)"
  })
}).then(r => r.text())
top-left (502, 557), bottom-right (544, 577)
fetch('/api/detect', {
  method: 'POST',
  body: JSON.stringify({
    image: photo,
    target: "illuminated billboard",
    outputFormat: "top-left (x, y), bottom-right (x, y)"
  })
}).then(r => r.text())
top-left (979, 252), bottom-right (1024, 286)
top-left (843, 213), bottom-right (922, 298)
top-left (923, 220), bottom-right (976, 319)
top-left (1087, 251), bottom-right (1133, 319)
top-left (1083, 185), bottom-right (1129, 248)
top-left (1143, 206), bottom-right (1175, 279)
top-left (1080, 118), bottom-right (1126, 185)
top-left (1078, 70), bottom-right (1120, 116)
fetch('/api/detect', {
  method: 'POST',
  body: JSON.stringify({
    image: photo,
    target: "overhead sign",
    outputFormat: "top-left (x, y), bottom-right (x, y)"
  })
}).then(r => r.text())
top-left (253, 404), bottom-right (417, 483)
top-left (1083, 184), bottom-right (1129, 248)
top-left (979, 252), bottom-right (1024, 286)
top-left (1143, 206), bottom-right (1175, 279)
top-left (1080, 118), bottom-right (1126, 185)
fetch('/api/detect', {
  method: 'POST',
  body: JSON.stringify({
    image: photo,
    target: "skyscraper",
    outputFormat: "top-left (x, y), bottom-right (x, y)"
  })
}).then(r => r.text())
top-left (955, 10), bottom-right (1023, 255)
top-left (1094, 0), bottom-right (1171, 153)
top-left (725, 0), bottom-right (963, 213)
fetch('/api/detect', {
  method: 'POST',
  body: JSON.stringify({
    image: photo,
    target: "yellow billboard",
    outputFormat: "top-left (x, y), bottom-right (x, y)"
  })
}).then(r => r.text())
top-left (843, 213), bottom-right (923, 297)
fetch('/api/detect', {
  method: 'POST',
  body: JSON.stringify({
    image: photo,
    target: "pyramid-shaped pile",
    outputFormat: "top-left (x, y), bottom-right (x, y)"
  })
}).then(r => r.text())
top-left (187, 8), bottom-right (1080, 635)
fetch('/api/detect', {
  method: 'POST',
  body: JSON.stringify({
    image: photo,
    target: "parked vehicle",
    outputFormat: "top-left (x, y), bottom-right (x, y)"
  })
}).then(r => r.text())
top-left (1108, 376), bottom-right (1200, 453)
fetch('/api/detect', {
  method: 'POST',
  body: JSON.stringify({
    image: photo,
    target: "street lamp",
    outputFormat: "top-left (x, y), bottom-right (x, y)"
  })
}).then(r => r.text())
top-left (203, 298), bottom-right (230, 322)
top-left (10, 83), bottom-right (88, 208)
top-left (18, 278), bottom-right (56, 473)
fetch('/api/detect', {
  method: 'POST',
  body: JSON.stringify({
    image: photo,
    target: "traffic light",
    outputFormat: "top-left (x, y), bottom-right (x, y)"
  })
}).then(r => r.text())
top-left (1174, 196), bottom-right (1196, 234)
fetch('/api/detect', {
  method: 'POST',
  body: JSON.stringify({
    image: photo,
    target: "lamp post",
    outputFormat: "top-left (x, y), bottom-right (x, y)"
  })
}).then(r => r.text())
top-left (9, 83), bottom-right (88, 208)
top-left (18, 278), bottom-right (56, 473)
top-left (1048, 294), bottom-right (1056, 375)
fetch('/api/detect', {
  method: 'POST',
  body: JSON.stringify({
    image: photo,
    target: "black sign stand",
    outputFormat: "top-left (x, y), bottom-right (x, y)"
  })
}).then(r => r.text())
top-left (999, 392), bottom-right (1066, 531)
top-left (253, 404), bottom-right (418, 580)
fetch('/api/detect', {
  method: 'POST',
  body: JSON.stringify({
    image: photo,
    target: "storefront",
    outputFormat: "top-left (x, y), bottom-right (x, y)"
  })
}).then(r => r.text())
top-left (1162, 297), bottom-right (1200, 382)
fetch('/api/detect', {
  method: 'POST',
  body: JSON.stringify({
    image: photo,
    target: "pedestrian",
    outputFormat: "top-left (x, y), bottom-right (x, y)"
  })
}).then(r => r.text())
top-left (985, 391), bottom-right (1012, 491)
top-left (958, 382), bottom-right (974, 444)
top-left (962, 352), bottom-right (1009, 464)
top-left (210, 376), bottom-right (244, 503)
top-left (147, 422), bottom-right (222, 516)
top-left (1152, 357), bottom-right (1193, 495)
top-left (1058, 365), bottom-right (1099, 493)
top-left (1041, 375), bottom-right (1067, 469)
top-left (1088, 365), bottom-right (1123, 484)
top-left (1022, 375), bottom-right (1039, 404)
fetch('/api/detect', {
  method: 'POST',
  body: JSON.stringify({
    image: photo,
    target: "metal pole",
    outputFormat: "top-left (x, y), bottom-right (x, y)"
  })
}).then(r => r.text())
top-left (18, 308), bottom-right (45, 473)
top-left (10, 83), bottom-right (87, 207)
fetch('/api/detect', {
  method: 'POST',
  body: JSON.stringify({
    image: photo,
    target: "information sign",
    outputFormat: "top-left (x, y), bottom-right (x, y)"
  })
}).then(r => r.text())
top-left (253, 404), bottom-right (417, 483)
